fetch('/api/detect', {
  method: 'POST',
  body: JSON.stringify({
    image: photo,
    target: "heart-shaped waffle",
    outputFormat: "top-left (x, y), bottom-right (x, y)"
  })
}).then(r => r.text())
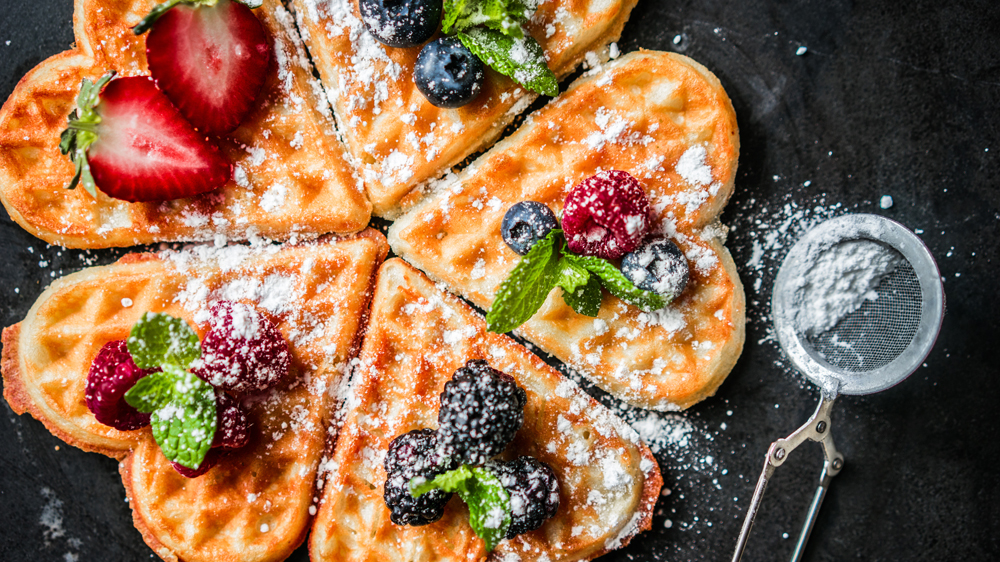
top-left (2, 230), bottom-right (387, 561)
top-left (389, 51), bottom-right (746, 411)
top-left (309, 258), bottom-right (661, 561)
top-left (291, 0), bottom-right (638, 217)
top-left (0, 0), bottom-right (370, 249)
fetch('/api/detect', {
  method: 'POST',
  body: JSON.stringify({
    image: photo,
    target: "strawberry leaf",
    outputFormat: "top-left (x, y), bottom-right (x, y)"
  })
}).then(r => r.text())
top-left (486, 229), bottom-right (563, 333)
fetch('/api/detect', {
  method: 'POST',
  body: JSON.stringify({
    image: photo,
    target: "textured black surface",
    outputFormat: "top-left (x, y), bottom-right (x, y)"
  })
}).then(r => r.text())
top-left (2, 0), bottom-right (999, 561)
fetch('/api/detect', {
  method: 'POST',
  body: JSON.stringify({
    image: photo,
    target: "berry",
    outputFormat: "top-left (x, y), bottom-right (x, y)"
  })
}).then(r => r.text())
top-left (487, 457), bottom-right (559, 538)
top-left (437, 360), bottom-right (526, 466)
top-left (562, 170), bottom-right (650, 260)
top-left (501, 201), bottom-right (559, 255)
top-left (60, 74), bottom-right (231, 202)
top-left (171, 448), bottom-right (220, 478)
top-left (620, 238), bottom-right (689, 298)
top-left (359, 0), bottom-right (441, 48)
top-left (85, 340), bottom-right (155, 431)
top-left (194, 301), bottom-right (291, 396)
top-left (137, 0), bottom-right (271, 135)
top-left (414, 37), bottom-right (485, 108)
top-left (212, 391), bottom-right (250, 450)
top-left (384, 429), bottom-right (458, 525)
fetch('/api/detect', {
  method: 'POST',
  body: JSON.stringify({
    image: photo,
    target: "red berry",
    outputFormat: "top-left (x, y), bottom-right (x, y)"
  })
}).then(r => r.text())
top-left (194, 301), bottom-right (291, 396)
top-left (562, 170), bottom-right (650, 260)
top-left (85, 340), bottom-right (155, 431)
top-left (170, 448), bottom-right (220, 478)
top-left (61, 75), bottom-right (232, 202)
top-left (212, 391), bottom-right (250, 450)
top-left (143, 0), bottom-right (271, 135)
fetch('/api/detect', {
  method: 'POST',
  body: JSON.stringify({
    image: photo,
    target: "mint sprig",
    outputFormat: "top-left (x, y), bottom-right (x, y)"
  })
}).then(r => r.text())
top-left (411, 465), bottom-right (511, 551)
top-left (486, 231), bottom-right (671, 333)
top-left (441, 0), bottom-right (558, 96)
top-left (123, 312), bottom-right (217, 470)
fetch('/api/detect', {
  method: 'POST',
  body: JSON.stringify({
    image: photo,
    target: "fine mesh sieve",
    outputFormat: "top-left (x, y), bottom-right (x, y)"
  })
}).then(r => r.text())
top-left (732, 214), bottom-right (944, 562)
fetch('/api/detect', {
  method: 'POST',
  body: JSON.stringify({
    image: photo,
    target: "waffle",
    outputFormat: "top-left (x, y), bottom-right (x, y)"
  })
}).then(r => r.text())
top-left (0, 0), bottom-right (371, 249)
top-left (309, 258), bottom-right (661, 562)
top-left (291, 0), bottom-right (638, 218)
top-left (389, 51), bottom-right (746, 411)
top-left (1, 230), bottom-right (388, 562)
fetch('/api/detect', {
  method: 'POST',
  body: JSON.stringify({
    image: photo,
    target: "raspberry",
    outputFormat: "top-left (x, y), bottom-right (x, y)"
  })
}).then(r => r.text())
top-left (212, 391), bottom-right (250, 450)
top-left (194, 301), bottom-right (291, 396)
top-left (487, 457), bottom-right (560, 538)
top-left (562, 170), bottom-right (650, 259)
top-left (85, 340), bottom-right (155, 431)
top-left (437, 360), bottom-right (526, 466)
top-left (170, 448), bottom-right (220, 478)
top-left (384, 429), bottom-right (458, 526)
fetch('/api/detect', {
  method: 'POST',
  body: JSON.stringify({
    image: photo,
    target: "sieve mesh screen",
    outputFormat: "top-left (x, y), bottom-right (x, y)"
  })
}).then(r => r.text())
top-left (807, 258), bottom-right (923, 372)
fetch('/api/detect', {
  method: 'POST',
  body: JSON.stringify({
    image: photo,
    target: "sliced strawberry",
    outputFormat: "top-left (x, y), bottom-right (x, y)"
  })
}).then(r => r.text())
top-left (60, 73), bottom-right (231, 202)
top-left (137, 0), bottom-right (271, 135)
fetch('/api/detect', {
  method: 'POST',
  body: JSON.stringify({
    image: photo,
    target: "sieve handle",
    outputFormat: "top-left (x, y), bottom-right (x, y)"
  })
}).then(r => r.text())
top-left (731, 395), bottom-right (844, 562)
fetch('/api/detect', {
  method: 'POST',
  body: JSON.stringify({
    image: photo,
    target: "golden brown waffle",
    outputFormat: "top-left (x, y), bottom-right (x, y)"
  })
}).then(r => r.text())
top-left (1, 230), bottom-right (388, 562)
top-left (0, 0), bottom-right (370, 249)
top-left (389, 51), bottom-right (746, 411)
top-left (309, 258), bottom-right (661, 562)
top-left (291, 0), bottom-right (638, 218)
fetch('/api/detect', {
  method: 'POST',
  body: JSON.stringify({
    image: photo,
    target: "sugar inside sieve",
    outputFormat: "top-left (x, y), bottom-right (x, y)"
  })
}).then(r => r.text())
top-left (733, 214), bottom-right (944, 562)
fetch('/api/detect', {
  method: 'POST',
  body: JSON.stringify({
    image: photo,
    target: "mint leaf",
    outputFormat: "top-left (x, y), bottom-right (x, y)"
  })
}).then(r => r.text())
top-left (127, 312), bottom-right (201, 370)
top-left (457, 27), bottom-right (558, 96)
top-left (149, 370), bottom-right (216, 469)
top-left (486, 229), bottom-right (562, 333)
top-left (123, 368), bottom-right (178, 413)
top-left (555, 255), bottom-right (590, 294)
top-left (444, 0), bottom-right (528, 37)
top-left (411, 465), bottom-right (511, 551)
top-left (563, 253), bottom-right (668, 312)
top-left (562, 275), bottom-right (602, 317)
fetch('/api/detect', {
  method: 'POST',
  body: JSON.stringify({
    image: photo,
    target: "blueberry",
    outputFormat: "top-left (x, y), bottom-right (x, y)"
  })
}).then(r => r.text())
top-left (501, 201), bottom-right (559, 255)
top-left (621, 238), bottom-right (689, 299)
top-left (414, 37), bottom-right (485, 108)
top-left (359, 0), bottom-right (441, 48)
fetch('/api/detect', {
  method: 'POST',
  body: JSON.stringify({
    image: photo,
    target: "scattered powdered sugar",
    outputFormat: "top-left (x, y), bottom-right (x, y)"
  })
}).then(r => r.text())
top-left (789, 239), bottom-right (903, 337)
top-left (675, 145), bottom-right (713, 187)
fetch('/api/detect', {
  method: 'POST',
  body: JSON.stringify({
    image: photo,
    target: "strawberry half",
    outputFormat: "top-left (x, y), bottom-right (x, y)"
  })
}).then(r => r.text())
top-left (59, 73), bottom-right (232, 202)
top-left (135, 0), bottom-right (272, 135)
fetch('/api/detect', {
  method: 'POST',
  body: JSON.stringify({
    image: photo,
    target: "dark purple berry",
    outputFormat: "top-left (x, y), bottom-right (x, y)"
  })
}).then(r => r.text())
top-left (562, 170), bottom-right (649, 259)
top-left (212, 391), bottom-right (250, 450)
top-left (194, 301), bottom-right (291, 396)
top-left (487, 457), bottom-right (560, 538)
top-left (170, 448), bottom-right (220, 478)
top-left (85, 340), bottom-right (155, 431)
top-left (414, 37), bottom-right (485, 108)
top-left (359, 0), bottom-right (441, 48)
top-left (437, 360), bottom-right (526, 466)
top-left (501, 201), bottom-right (559, 255)
top-left (621, 238), bottom-right (689, 298)
top-left (384, 429), bottom-right (457, 526)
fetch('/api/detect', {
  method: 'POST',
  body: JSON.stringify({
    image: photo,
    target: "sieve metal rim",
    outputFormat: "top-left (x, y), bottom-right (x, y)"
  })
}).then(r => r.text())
top-left (771, 214), bottom-right (945, 396)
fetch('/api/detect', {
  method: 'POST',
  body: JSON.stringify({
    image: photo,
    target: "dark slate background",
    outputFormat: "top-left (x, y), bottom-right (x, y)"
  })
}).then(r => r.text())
top-left (2, 0), bottom-right (999, 560)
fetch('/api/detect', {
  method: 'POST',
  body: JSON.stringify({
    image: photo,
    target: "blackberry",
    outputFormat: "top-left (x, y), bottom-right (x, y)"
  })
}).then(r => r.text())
top-left (487, 457), bottom-right (560, 538)
top-left (384, 429), bottom-right (457, 525)
top-left (437, 360), bottom-right (527, 466)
